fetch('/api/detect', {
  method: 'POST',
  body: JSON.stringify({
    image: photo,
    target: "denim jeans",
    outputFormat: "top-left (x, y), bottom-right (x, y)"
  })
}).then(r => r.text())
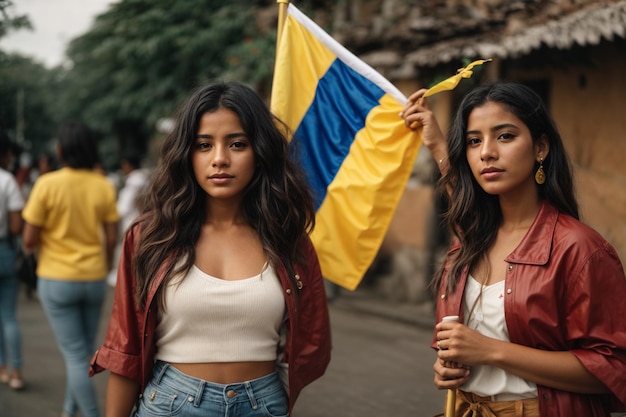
top-left (0, 241), bottom-right (22, 370)
top-left (136, 361), bottom-right (288, 417)
top-left (38, 278), bottom-right (106, 417)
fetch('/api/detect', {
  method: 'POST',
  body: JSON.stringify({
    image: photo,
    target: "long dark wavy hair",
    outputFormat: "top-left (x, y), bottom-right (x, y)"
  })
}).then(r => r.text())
top-left (134, 81), bottom-right (315, 308)
top-left (434, 82), bottom-right (579, 295)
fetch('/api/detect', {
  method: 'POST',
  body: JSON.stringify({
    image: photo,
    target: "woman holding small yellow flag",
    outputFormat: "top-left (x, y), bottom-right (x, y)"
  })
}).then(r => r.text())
top-left (401, 81), bottom-right (626, 416)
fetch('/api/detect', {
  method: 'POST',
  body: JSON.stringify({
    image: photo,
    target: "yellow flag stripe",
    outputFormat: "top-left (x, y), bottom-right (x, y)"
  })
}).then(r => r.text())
top-left (311, 94), bottom-right (421, 290)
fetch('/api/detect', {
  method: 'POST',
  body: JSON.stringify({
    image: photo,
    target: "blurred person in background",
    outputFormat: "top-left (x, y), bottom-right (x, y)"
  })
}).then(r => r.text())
top-left (33, 152), bottom-right (57, 180)
top-left (22, 121), bottom-right (119, 417)
top-left (106, 151), bottom-right (149, 287)
top-left (19, 152), bottom-right (57, 205)
top-left (0, 129), bottom-right (26, 391)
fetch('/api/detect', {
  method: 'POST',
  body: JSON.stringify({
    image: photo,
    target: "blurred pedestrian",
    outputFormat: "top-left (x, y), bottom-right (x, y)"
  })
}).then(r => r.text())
top-left (22, 121), bottom-right (119, 417)
top-left (401, 82), bottom-right (626, 416)
top-left (90, 81), bottom-right (331, 417)
top-left (106, 151), bottom-right (149, 287)
top-left (0, 130), bottom-right (26, 391)
top-left (34, 152), bottom-right (56, 178)
top-left (22, 151), bottom-right (56, 202)
top-left (117, 152), bottom-right (149, 234)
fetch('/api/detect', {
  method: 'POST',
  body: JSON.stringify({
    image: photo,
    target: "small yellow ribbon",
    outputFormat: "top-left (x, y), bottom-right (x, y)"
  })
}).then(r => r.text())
top-left (423, 58), bottom-right (493, 98)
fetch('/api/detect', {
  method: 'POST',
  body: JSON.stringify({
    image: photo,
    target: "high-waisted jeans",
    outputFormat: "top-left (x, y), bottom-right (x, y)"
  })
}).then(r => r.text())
top-left (135, 361), bottom-right (288, 417)
top-left (38, 278), bottom-right (106, 417)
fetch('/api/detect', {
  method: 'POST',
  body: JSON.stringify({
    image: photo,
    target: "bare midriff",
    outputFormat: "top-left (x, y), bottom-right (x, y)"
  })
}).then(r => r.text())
top-left (169, 361), bottom-right (276, 384)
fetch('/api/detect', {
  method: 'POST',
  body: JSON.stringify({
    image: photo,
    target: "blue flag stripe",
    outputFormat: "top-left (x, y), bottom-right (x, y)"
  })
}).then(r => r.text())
top-left (291, 58), bottom-right (385, 209)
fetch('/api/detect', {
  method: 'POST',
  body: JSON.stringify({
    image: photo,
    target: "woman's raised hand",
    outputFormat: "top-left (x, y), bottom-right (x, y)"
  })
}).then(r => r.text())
top-left (400, 89), bottom-right (448, 169)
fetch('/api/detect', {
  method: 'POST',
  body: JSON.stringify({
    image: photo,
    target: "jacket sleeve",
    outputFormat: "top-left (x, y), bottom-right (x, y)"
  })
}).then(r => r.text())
top-left (567, 240), bottom-right (626, 409)
top-left (288, 236), bottom-right (332, 402)
top-left (89, 225), bottom-right (144, 384)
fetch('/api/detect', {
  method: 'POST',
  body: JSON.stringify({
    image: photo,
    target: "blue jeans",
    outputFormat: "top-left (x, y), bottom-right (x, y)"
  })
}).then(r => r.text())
top-left (0, 241), bottom-right (22, 370)
top-left (38, 278), bottom-right (106, 417)
top-left (136, 361), bottom-right (288, 417)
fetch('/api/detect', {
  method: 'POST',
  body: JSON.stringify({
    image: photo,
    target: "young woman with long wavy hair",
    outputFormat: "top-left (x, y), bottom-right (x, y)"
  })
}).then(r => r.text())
top-left (401, 82), bottom-right (626, 416)
top-left (90, 81), bottom-right (331, 417)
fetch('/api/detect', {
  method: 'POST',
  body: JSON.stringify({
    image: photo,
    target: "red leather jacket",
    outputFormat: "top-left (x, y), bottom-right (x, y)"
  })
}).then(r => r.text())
top-left (90, 224), bottom-right (331, 415)
top-left (433, 202), bottom-right (626, 416)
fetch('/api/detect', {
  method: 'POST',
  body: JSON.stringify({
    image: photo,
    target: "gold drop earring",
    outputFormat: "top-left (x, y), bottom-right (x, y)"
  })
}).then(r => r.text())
top-left (535, 157), bottom-right (545, 185)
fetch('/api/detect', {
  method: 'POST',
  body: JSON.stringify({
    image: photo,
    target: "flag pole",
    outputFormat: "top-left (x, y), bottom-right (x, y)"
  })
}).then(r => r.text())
top-left (441, 315), bottom-right (459, 417)
top-left (276, 0), bottom-right (290, 51)
top-left (445, 390), bottom-right (456, 417)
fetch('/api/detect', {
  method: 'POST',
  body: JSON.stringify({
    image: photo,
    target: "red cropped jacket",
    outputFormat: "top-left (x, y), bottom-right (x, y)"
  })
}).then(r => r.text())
top-left (90, 225), bottom-right (332, 415)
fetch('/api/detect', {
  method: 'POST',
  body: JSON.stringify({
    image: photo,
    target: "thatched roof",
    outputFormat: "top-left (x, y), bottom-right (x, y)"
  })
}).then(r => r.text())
top-left (330, 0), bottom-right (626, 77)
top-left (407, 1), bottom-right (626, 67)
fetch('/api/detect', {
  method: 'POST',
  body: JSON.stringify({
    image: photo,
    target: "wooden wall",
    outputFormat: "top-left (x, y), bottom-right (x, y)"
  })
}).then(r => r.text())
top-left (506, 42), bottom-right (626, 265)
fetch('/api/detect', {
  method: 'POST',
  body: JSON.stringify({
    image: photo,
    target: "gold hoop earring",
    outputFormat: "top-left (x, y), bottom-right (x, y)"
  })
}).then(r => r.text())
top-left (535, 157), bottom-right (545, 185)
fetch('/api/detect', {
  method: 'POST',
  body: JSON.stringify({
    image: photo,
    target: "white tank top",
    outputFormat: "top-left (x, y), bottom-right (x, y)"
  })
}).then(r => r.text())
top-left (155, 263), bottom-right (286, 363)
top-left (462, 275), bottom-right (537, 400)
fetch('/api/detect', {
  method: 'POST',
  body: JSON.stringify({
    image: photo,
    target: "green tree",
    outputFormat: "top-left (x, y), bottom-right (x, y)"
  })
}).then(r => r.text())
top-left (0, 0), bottom-right (31, 38)
top-left (1, 0), bottom-right (336, 169)
top-left (0, 0), bottom-right (58, 158)
top-left (56, 0), bottom-right (279, 166)
top-left (0, 53), bottom-right (57, 152)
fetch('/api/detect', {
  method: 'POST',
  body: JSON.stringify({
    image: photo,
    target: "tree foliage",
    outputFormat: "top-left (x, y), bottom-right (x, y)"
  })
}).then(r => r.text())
top-left (57, 0), bottom-right (278, 149)
top-left (0, 2), bottom-right (54, 155)
top-left (0, 0), bottom-right (32, 39)
top-left (0, 52), bottom-right (57, 152)
top-left (1, 0), bottom-right (336, 167)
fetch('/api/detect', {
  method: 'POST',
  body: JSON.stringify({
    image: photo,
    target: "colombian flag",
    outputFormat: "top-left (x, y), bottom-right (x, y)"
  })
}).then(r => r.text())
top-left (271, 4), bottom-right (421, 290)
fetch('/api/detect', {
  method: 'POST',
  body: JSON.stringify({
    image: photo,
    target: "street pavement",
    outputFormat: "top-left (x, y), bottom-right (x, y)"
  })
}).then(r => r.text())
top-left (0, 284), bottom-right (447, 417)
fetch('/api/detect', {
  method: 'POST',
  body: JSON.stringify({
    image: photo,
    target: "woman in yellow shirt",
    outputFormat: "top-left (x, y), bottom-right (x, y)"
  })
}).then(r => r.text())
top-left (22, 121), bottom-right (118, 417)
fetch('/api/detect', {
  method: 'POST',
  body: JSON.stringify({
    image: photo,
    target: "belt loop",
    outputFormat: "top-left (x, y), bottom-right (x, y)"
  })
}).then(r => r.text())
top-left (155, 362), bottom-right (169, 385)
top-left (244, 381), bottom-right (259, 410)
top-left (193, 381), bottom-right (205, 407)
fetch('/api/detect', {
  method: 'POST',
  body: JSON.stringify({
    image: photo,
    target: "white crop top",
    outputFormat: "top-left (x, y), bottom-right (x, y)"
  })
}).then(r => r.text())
top-left (155, 263), bottom-right (286, 363)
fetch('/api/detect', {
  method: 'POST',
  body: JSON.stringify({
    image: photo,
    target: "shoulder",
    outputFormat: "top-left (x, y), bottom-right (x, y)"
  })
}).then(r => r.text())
top-left (76, 170), bottom-right (118, 196)
top-left (0, 168), bottom-right (18, 189)
top-left (0, 168), bottom-right (13, 181)
top-left (125, 222), bottom-right (144, 245)
top-left (552, 212), bottom-right (624, 277)
top-left (298, 234), bottom-right (321, 267)
top-left (31, 168), bottom-right (72, 190)
top-left (298, 234), bottom-right (315, 252)
top-left (36, 168), bottom-right (64, 182)
top-left (128, 169), bottom-right (150, 185)
top-left (83, 170), bottom-right (115, 185)
top-left (553, 213), bottom-right (613, 255)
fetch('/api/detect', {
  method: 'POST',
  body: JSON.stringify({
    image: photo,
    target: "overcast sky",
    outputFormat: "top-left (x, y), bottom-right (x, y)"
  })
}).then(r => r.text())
top-left (0, 0), bottom-right (114, 68)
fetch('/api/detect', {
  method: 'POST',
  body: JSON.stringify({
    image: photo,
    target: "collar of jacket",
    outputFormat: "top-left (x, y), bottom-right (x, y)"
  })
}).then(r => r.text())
top-left (505, 201), bottom-right (557, 267)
